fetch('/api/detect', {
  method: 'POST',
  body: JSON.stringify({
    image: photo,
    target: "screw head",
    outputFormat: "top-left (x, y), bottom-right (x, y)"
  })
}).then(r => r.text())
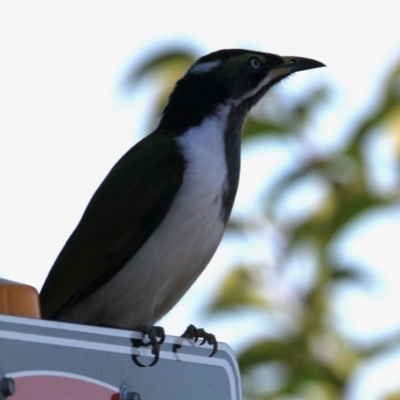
top-left (120, 385), bottom-right (141, 400)
top-left (0, 376), bottom-right (15, 397)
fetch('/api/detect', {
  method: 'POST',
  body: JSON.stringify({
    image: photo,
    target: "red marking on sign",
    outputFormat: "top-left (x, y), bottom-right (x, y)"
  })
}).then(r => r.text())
top-left (13, 375), bottom-right (117, 400)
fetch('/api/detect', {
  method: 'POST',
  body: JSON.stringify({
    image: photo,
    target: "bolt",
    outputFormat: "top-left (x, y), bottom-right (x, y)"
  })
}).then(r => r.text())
top-left (0, 376), bottom-right (15, 397)
top-left (120, 385), bottom-right (141, 400)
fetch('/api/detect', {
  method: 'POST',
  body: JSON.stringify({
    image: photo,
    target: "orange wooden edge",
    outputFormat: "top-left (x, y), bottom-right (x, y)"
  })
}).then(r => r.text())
top-left (0, 278), bottom-right (41, 319)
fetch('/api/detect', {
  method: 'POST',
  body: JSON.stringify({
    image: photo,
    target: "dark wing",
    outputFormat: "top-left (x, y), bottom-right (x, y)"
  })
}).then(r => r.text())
top-left (40, 131), bottom-right (185, 319)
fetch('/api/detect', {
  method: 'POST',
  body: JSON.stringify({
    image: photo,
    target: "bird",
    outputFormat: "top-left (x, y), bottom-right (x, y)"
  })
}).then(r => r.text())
top-left (40, 49), bottom-right (324, 359)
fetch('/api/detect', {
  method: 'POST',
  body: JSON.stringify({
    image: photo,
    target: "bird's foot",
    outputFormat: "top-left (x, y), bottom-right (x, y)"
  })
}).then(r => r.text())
top-left (173, 324), bottom-right (217, 357)
top-left (131, 324), bottom-right (165, 367)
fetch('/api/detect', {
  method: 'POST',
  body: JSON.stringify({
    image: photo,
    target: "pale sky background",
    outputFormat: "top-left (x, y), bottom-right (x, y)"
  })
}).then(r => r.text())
top-left (0, 2), bottom-right (400, 399)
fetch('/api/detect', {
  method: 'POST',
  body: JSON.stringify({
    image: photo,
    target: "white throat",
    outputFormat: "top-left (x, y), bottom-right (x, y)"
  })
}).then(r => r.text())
top-left (176, 103), bottom-right (231, 204)
top-left (60, 105), bottom-right (233, 328)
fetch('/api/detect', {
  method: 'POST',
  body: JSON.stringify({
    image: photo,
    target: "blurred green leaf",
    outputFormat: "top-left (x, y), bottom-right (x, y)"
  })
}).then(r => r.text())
top-left (329, 263), bottom-right (373, 287)
top-left (242, 116), bottom-right (286, 139)
top-left (384, 393), bottom-right (400, 400)
top-left (122, 48), bottom-right (196, 88)
top-left (208, 267), bottom-right (269, 313)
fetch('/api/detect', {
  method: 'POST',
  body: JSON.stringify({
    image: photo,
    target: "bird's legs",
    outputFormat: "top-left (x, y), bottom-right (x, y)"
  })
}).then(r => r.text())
top-left (173, 324), bottom-right (217, 357)
top-left (131, 324), bottom-right (165, 367)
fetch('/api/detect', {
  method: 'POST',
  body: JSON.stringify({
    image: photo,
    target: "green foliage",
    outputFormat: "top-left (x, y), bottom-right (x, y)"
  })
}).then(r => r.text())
top-left (208, 266), bottom-right (270, 311)
top-left (124, 46), bottom-right (400, 399)
top-left (122, 47), bottom-right (196, 119)
top-left (227, 58), bottom-right (400, 399)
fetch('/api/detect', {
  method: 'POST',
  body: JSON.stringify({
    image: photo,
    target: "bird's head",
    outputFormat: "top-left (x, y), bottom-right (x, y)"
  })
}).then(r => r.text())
top-left (159, 49), bottom-right (325, 131)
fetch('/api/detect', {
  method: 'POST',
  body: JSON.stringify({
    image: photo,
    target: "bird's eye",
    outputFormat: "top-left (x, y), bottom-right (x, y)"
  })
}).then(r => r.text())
top-left (249, 57), bottom-right (261, 69)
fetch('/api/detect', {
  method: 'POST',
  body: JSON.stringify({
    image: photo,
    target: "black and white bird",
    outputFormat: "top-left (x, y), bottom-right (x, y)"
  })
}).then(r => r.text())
top-left (40, 49), bottom-right (324, 349)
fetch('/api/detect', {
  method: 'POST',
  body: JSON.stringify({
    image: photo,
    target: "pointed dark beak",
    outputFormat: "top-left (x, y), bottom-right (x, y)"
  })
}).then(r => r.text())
top-left (271, 56), bottom-right (325, 76)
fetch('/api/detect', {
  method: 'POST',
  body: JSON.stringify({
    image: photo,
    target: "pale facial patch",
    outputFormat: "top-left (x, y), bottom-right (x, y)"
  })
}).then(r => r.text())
top-left (188, 59), bottom-right (221, 74)
top-left (229, 71), bottom-right (283, 106)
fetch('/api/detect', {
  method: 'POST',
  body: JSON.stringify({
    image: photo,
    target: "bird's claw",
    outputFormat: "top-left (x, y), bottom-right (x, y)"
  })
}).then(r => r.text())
top-left (173, 324), bottom-right (217, 357)
top-left (131, 324), bottom-right (165, 367)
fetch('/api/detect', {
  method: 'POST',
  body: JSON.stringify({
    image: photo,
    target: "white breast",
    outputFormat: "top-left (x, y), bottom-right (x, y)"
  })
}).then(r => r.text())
top-left (61, 105), bottom-right (231, 328)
